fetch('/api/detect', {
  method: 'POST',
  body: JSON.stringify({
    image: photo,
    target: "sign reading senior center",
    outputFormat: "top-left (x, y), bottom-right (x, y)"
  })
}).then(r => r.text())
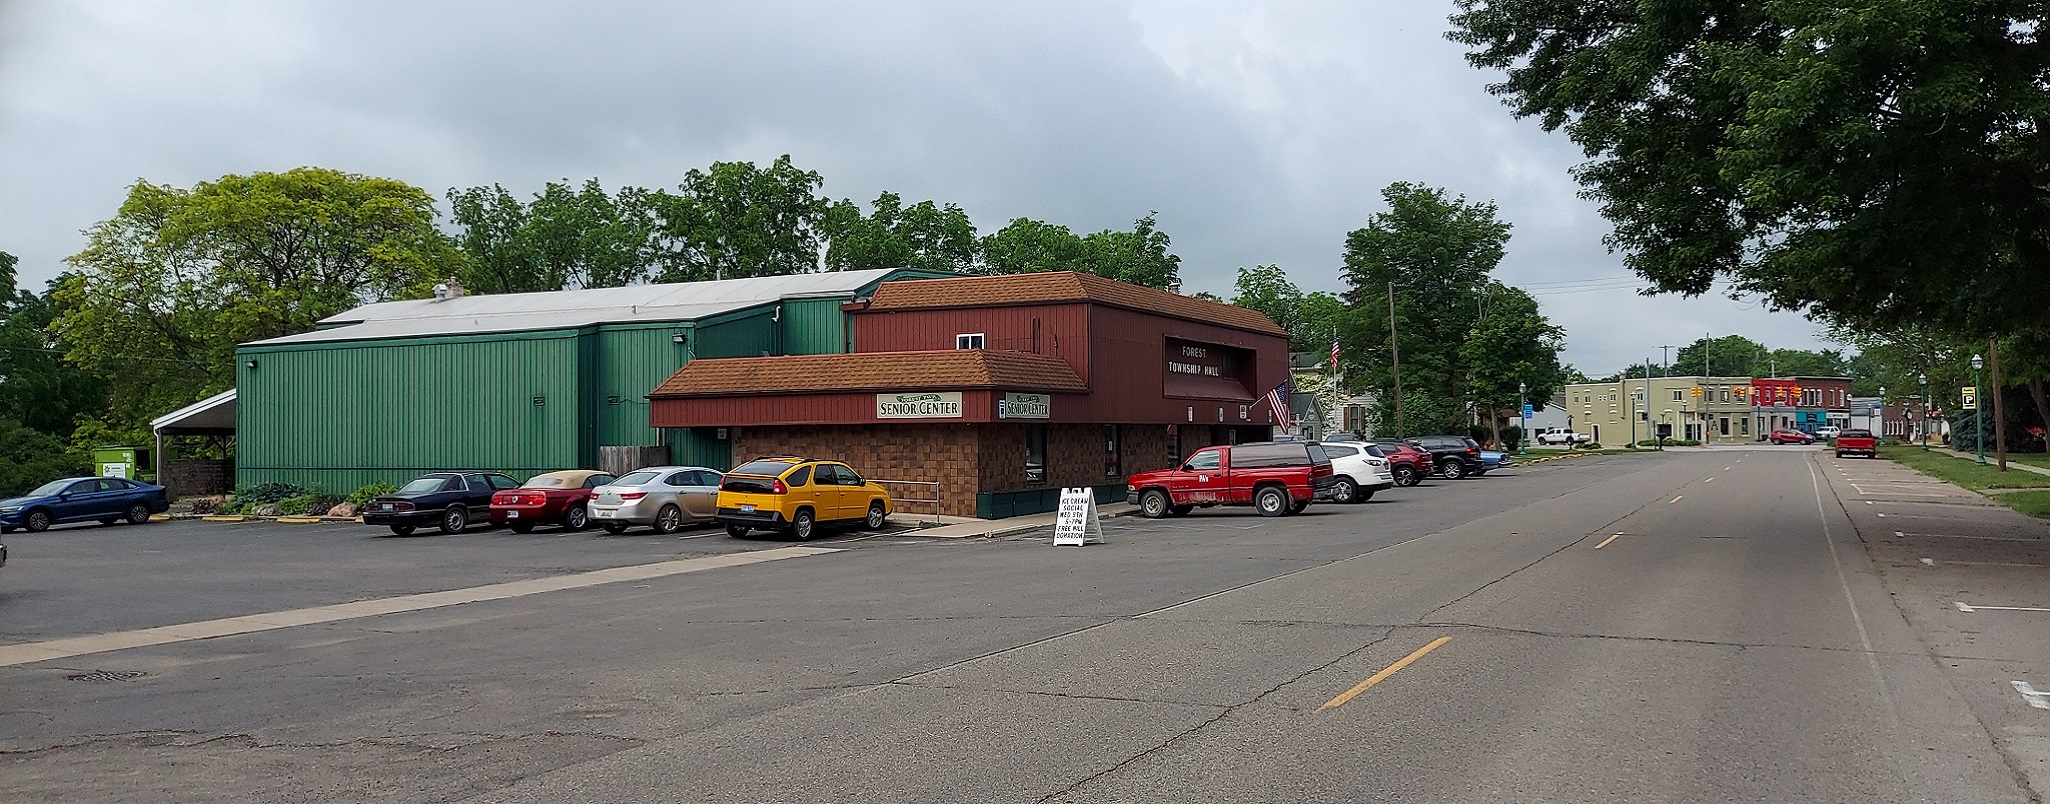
top-left (876, 392), bottom-right (964, 419)
top-left (999, 392), bottom-right (1051, 419)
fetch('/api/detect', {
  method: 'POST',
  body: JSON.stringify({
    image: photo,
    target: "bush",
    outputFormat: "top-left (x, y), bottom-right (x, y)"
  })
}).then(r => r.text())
top-left (234, 482), bottom-right (307, 506)
top-left (277, 493), bottom-right (344, 516)
top-left (1634, 438), bottom-right (1698, 447)
top-left (346, 482), bottom-right (398, 509)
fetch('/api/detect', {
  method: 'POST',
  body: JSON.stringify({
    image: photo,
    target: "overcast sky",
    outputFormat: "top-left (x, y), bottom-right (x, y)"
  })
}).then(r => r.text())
top-left (0, 0), bottom-right (1834, 375)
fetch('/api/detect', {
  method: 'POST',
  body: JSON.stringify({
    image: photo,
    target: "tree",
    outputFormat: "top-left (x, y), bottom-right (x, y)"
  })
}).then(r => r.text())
top-left (447, 183), bottom-right (546, 294)
top-left (526, 180), bottom-right (658, 289)
top-left (1450, 2), bottom-right (2050, 337)
top-left (1460, 283), bottom-right (1567, 445)
top-left (1674, 336), bottom-right (1770, 378)
top-left (1341, 182), bottom-right (1516, 435)
top-left (0, 267), bottom-right (107, 436)
top-left (1229, 265), bottom-right (1305, 338)
top-left (650, 155), bottom-right (829, 282)
top-left (55, 168), bottom-right (457, 434)
top-left (980, 214), bottom-right (1183, 289)
top-left (822, 191), bottom-right (979, 274)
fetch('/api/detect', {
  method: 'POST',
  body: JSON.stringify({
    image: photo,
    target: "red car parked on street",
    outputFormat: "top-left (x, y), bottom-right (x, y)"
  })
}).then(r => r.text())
top-left (1768, 429), bottom-right (1816, 445)
top-left (489, 469), bottom-right (616, 533)
top-left (1370, 442), bottom-right (1434, 487)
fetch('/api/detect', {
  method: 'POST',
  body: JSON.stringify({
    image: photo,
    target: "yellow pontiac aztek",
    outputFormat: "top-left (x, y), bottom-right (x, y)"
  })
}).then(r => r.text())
top-left (715, 457), bottom-right (893, 540)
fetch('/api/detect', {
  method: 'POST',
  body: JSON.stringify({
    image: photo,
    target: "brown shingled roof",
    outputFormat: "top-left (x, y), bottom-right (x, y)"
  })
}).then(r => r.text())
top-left (649, 350), bottom-right (1087, 397)
top-left (863, 271), bottom-right (1287, 337)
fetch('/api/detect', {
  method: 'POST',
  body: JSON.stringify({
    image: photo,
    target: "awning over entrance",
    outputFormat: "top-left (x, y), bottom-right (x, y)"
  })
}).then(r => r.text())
top-left (151, 389), bottom-right (237, 436)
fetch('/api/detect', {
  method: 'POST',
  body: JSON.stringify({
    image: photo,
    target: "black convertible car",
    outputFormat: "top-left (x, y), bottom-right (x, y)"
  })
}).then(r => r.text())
top-left (362, 472), bottom-right (519, 536)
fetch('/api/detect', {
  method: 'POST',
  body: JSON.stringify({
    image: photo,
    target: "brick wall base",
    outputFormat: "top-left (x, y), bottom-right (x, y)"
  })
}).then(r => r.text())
top-left (162, 459), bottom-right (235, 498)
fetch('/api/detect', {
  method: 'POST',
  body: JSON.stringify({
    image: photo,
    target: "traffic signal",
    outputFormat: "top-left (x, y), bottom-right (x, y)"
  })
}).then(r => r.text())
top-left (1690, 387), bottom-right (1703, 398)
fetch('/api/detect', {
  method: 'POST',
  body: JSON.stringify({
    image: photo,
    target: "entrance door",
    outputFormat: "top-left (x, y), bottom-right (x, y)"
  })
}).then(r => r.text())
top-left (1180, 448), bottom-right (1227, 505)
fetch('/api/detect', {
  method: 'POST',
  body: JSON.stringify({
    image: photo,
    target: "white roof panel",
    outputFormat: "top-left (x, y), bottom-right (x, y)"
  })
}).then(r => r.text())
top-left (152, 388), bottom-right (237, 433)
top-left (249, 269), bottom-right (900, 347)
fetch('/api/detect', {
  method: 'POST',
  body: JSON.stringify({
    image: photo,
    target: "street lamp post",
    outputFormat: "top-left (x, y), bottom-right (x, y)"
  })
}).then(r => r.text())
top-left (1972, 354), bottom-right (1986, 465)
top-left (1517, 382), bottom-right (1528, 457)
top-left (1918, 372), bottom-right (1929, 451)
top-left (1879, 385), bottom-right (1886, 444)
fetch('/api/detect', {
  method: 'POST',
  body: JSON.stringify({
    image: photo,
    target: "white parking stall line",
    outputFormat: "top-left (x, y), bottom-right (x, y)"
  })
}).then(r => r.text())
top-left (2014, 681), bottom-right (2050, 710)
top-left (1956, 601), bottom-right (2050, 613)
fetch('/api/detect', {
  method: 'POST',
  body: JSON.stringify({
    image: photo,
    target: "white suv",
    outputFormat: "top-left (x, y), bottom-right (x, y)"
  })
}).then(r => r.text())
top-left (1316, 442), bottom-right (1396, 503)
top-left (1535, 429), bottom-right (1591, 446)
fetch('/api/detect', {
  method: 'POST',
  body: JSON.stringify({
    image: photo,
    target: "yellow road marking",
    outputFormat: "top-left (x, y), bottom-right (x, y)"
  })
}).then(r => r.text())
top-left (1594, 533), bottom-right (1622, 549)
top-left (1321, 636), bottom-right (1451, 711)
top-left (1669, 495), bottom-right (1684, 503)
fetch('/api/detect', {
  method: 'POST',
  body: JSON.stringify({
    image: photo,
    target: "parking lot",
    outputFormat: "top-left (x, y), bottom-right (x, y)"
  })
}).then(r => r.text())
top-left (15, 447), bottom-right (2048, 803)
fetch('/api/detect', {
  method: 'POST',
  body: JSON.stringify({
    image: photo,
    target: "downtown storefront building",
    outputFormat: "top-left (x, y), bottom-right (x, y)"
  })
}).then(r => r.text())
top-left (645, 272), bottom-right (1292, 518)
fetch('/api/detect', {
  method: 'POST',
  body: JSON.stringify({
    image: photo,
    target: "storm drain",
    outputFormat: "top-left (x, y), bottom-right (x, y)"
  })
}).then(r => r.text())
top-left (66, 670), bottom-right (145, 683)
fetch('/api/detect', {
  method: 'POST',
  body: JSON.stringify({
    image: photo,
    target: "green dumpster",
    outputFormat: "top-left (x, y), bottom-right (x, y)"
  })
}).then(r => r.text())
top-left (92, 446), bottom-right (155, 483)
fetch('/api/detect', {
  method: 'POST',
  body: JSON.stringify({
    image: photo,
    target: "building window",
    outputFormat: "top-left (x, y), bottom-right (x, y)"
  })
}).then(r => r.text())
top-left (956, 333), bottom-right (986, 350)
top-left (1104, 425), bottom-right (1121, 478)
top-left (1025, 425), bottom-right (1046, 484)
top-left (1720, 388), bottom-right (1730, 402)
top-left (1671, 389), bottom-right (1684, 402)
top-left (1719, 417), bottom-right (1730, 436)
top-left (1167, 425), bottom-right (1181, 464)
top-left (1741, 417), bottom-right (1750, 435)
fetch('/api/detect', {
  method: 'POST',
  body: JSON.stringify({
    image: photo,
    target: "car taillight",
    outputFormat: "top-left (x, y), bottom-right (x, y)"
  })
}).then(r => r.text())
top-left (394, 501), bottom-right (414, 511)
top-left (1467, 448), bottom-right (1479, 455)
top-left (493, 493), bottom-right (513, 505)
top-left (771, 478), bottom-right (788, 494)
top-left (619, 492), bottom-right (647, 501)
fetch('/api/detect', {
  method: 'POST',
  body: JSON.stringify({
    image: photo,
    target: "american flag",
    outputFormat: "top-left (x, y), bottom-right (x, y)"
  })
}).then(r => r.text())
top-left (1329, 331), bottom-right (1341, 374)
top-left (1266, 379), bottom-right (1293, 431)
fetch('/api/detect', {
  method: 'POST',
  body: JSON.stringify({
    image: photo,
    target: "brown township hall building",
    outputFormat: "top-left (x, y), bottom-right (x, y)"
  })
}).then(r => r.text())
top-left (647, 271), bottom-right (1291, 518)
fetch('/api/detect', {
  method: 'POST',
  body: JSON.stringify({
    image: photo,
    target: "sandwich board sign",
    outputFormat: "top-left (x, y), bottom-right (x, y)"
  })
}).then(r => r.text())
top-left (1053, 487), bottom-right (1104, 546)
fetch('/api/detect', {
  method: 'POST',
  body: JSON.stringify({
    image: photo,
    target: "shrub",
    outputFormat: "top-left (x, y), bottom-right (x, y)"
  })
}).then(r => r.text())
top-left (277, 493), bottom-right (345, 516)
top-left (346, 482), bottom-right (398, 509)
top-left (234, 482), bottom-right (307, 506)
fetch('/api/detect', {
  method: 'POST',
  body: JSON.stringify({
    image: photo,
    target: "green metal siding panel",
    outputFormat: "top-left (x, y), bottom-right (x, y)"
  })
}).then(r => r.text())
top-left (235, 333), bottom-right (586, 488)
top-left (665, 428), bottom-right (733, 470)
top-left (780, 297), bottom-right (849, 355)
top-left (695, 309), bottom-right (778, 358)
top-left (594, 324), bottom-right (692, 448)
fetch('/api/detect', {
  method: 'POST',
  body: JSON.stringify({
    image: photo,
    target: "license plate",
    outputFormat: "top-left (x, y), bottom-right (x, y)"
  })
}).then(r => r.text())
top-left (595, 509), bottom-right (612, 518)
top-left (378, 503), bottom-right (392, 511)
top-left (740, 504), bottom-right (756, 513)
top-left (507, 511), bottom-right (519, 519)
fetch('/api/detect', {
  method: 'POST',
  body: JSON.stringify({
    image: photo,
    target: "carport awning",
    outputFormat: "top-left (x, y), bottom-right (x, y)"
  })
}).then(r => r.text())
top-left (151, 389), bottom-right (236, 435)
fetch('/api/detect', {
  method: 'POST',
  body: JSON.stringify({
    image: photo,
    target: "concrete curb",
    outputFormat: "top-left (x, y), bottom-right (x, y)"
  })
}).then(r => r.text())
top-left (899, 504), bottom-right (1140, 539)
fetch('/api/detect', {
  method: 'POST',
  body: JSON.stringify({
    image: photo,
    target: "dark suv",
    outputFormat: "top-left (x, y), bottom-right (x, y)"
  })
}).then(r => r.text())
top-left (1406, 436), bottom-right (1487, 479)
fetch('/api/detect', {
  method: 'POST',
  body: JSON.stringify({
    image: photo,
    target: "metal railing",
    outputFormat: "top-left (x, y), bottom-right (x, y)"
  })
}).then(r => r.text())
top-left (871, 479), bottom-right (942, 525)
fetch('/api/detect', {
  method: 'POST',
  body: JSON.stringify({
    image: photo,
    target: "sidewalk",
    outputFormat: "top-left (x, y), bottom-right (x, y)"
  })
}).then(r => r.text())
top-left (1932, 447), bottom-right (2050, 478)
top-left (888, 502), bottom-right (1139, 538)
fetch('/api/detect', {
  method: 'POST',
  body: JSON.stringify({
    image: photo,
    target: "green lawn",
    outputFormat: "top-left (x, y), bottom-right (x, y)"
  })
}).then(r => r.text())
top-left (1877, 445), bottom-right (2050, 490)
top-left (2000, 491), bottom-right (2050, 519)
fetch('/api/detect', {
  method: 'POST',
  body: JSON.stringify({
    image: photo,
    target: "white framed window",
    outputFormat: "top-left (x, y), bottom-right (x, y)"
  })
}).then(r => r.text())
top-left (955, 333), bottom-right (985, 350)
top-left (1671, 389), bottom-right (1684, 401)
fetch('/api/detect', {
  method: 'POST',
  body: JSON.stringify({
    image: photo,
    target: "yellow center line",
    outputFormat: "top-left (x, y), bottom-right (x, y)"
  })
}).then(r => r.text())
top-left (1669, 495), bottom-right (1684, 503)
top-left (1320, 636), bottom-right (1451, 711)
top-left (1594, 533), bottom-right (1622, 549)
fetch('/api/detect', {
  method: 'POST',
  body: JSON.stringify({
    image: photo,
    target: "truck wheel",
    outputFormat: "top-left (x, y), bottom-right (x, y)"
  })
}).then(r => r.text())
top-left (1330, 477), bottom-right (1359, 504)
top-left (1441, 459), bottom-right (1468, 479)
top-left (1139, 489), bottom-right (1171, 518)
top-left (1255, 486), bottom-right (1288, 517)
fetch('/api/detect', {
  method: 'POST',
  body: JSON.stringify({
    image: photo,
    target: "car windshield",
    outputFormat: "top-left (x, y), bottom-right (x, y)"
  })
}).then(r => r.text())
top-left (523, 476), bottom-right (568, 488)
top-left (26, 479), bottom-right (74, 497)
top-left (732, 460), bottom-right (799, 477)
top-left (612, 470), bottom-right (661, 486)
top-left (398, 477), bottom-right (448, 494)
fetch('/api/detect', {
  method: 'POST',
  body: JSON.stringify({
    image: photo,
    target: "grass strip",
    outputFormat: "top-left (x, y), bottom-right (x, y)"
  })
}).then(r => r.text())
top-left (1996, 490), bottom-right (2050, 519)
top-left (1878, 445), bottom-right (2050, 490)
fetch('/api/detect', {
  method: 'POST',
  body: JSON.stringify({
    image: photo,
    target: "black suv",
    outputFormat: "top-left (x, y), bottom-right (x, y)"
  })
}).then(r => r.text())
top-left (1404, 436), bottom-right (1487, 480)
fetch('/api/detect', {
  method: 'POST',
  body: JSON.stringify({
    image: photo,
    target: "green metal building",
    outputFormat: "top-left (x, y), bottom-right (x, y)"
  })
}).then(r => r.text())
top-left (234, 268), bottom-right (940, 492)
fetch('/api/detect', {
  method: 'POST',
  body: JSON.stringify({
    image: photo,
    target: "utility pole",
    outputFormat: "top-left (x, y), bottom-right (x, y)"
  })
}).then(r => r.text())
top-left (1388, 281), bottom-right (1403, 438)
top-left (1992, 339), bottom-right (2008, 471)
top-left (1659, 345), bottom-right (1675, 378)
top-left (1704, 333), bottom-right (1711, 376)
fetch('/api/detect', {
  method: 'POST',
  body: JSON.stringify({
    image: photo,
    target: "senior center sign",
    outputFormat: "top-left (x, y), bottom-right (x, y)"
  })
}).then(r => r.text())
top-left (876, 392), bottom-right (964, 419)
top-left (998, 392), bottom-right (1051, 419)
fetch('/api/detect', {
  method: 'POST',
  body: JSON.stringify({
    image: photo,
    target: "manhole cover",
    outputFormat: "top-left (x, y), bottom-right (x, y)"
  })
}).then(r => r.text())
top-left (65, 670), bottom-right (145, 683)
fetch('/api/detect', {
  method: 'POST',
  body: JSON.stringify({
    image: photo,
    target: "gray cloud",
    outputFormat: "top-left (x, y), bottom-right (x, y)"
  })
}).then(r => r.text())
top-left (0, 0), bottom-right (1835, 374)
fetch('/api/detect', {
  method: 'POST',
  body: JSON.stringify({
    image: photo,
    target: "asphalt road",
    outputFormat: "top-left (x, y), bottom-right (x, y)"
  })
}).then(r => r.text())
top-left (4, 448), bottom-right (2046, 803)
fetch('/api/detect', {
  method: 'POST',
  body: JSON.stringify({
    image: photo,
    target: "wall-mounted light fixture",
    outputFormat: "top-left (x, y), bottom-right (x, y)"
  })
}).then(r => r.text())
top-left (672, 333), bottom-right (688, 345)
top-left (244, 359), bottom-right (258, 369)
top-left (532, 395), bottom-right (545, 407)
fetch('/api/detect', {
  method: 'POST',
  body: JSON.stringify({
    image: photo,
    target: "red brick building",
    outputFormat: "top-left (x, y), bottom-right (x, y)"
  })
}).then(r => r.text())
top-left (647, 272), bottom-right (1291, 517)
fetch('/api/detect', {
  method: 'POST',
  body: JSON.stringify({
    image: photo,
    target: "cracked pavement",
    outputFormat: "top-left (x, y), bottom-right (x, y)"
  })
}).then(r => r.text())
top-left (5, 448), bottom-right (2049, 802)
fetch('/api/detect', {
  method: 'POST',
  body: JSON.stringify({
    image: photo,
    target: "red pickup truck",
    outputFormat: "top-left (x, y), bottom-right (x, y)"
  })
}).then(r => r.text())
top-left (1834, 428), bottom-right (1877, 458)
top-left (1126, 441), bottom-right (1335, 518)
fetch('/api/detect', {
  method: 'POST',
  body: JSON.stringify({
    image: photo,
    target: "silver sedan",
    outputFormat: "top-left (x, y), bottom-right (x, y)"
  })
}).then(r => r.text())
top-left (588, 466), bottom-right (723, 534)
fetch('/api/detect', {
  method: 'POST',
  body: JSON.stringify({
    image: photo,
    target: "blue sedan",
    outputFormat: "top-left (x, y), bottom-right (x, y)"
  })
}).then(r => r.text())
top-left (0, 477), bottom-right (171, 533)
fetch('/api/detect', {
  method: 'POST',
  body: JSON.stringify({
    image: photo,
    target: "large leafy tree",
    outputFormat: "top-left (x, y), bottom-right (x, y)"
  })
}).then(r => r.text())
top-left (651, 155), bottom-right (829, 282)
top-left (55, 168), bottom-right (457, 434)
top-left (1449, 1), bottom-right (2050, 337)
top-left (822, 191), bottom-right (980, 274)
top-left (448, 179), bottom-right (657, 293)
top-left (1229, 264), bottom-right (1351, 353)
top-left (0, 260), bottom-right (106, 437)
top-left (1673, 335), bottom-right (1770, 378)
top-left (1341, 182), bottom-right (1520, 436)
top-left (1461, 282), bottom-right (1568, 445)
top-left (979, 214), bottom-right (1183, 289)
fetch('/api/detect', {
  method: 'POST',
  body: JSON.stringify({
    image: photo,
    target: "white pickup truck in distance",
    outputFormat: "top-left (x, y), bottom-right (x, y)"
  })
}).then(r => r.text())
top-left (1534, 429), bottom-right (1592, 446)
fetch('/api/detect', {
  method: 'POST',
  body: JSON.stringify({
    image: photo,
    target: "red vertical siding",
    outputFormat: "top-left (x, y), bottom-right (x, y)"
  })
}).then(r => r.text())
top-left (851, 303), bottom-right (1091, 380)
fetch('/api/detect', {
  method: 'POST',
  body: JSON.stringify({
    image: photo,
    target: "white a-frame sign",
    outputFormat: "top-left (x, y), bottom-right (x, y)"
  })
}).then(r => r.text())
top-left (1052, 487), bottom-right (1105, 546)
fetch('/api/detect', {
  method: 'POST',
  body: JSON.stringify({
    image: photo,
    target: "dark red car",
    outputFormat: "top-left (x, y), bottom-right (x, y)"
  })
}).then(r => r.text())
top-left (1768, 429), bottom-right (1816, 445)
top-left (489, 470), bottom-right (616, 533)
top-left (1370, 442), bottom-right (1434, 487)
